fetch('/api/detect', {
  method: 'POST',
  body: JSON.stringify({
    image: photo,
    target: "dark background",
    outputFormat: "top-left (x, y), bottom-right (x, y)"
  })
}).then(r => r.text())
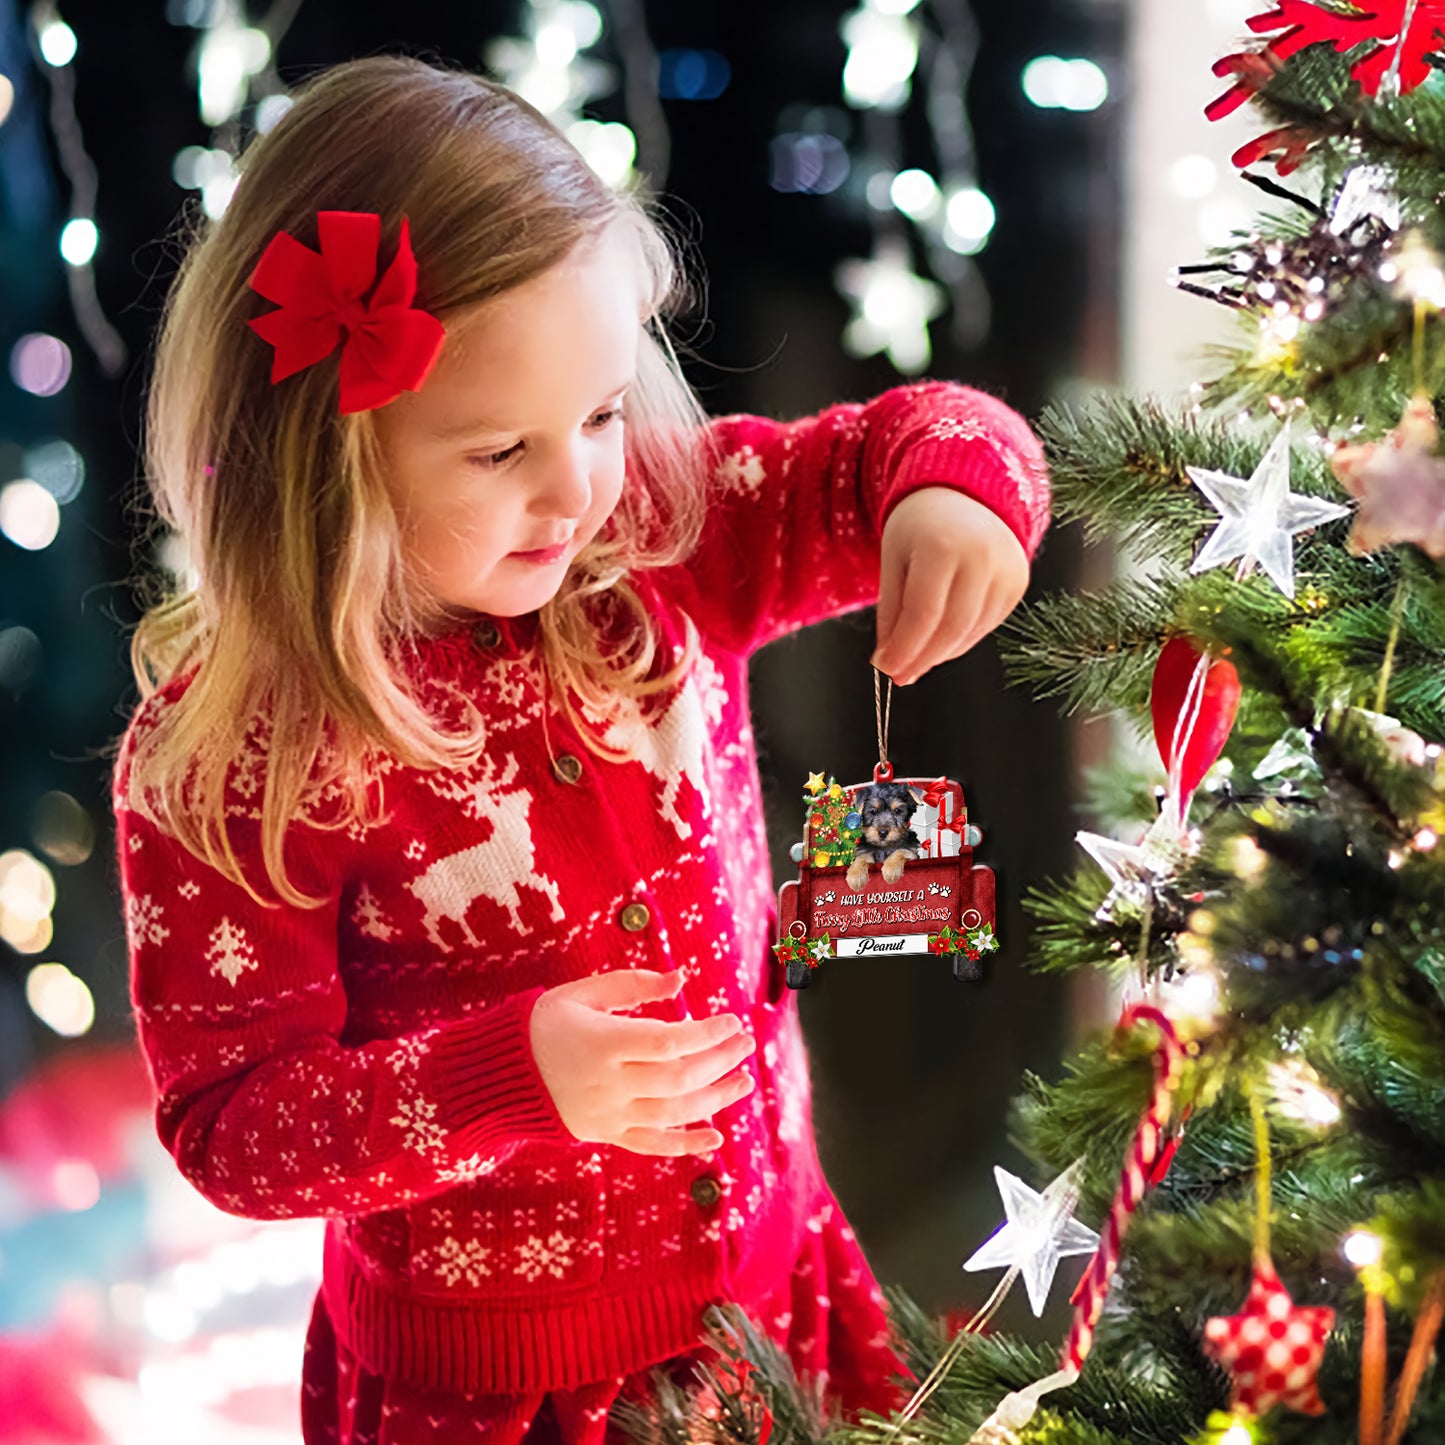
top-left (0, 0), bottom-right (1120, 1338)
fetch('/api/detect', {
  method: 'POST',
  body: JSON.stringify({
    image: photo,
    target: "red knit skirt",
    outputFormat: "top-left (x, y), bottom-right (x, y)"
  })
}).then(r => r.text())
top-left (300, 1190), bottom-right (912, 1445)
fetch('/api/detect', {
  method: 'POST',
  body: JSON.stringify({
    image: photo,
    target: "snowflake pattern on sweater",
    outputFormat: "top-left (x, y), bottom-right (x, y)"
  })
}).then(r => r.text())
top-left (114, 380), bottom-right (1049, 1406)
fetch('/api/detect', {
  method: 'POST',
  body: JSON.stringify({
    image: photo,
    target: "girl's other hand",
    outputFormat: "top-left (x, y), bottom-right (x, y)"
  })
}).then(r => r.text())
top-left (872, 487), bottom-right (1030, 687)
top-left (529, 967), bottom-right (756, 1155)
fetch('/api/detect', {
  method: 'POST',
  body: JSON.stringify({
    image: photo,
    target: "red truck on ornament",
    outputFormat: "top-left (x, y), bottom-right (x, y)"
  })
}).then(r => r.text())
top-left (773, 764), bottom-right (998, 989)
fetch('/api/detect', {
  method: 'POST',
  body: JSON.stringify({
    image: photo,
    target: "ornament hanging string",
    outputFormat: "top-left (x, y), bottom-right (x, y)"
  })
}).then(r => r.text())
top-left (1383, 0), bottom-right (1422, 97)
top-left (874, 666), bottom-right (894, 780)
top-left (879, 1263), bottom-right (1027, 1445)
top-left (1165, 651), bottom-right (1213, 827)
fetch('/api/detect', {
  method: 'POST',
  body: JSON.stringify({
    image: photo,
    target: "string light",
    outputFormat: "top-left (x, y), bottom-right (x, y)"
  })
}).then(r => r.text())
top-left (36, 11), bottom-right (77, 67)
top-left (841, 3), bottom-right (919, 109)
top-left (9, 333), bottom-right (72, 397)
top-left (25, 961), bottom-right (95, 1037)
top-left (1344, 1229), bottom-right (1385, 1268)
top-left (836, 237), bottom-right (947, 373)
top-left (197, 15), bottom-right (271, 125)
top-left (0, 847), bottom-right (57, 952)
top-left (1021, 55), bottom-right (1108, 111)
top-left (484, 0), bottom-right (650, 189)
top-left (58, 216), bottom-right (97, 266)
top-left (830, 0), bottom-right (993, 369)
top-left (1267, 1058), bottom-right (1341, 1127)
top-left (0, 71), bottom-right (14, 127)
top-left (0, 478), bottom-right (61, 552)
top-left (1169, 153), bottom-right (1218, 200)
top-left (27, 6), bottom-right (125, 375)
top-left (1381, 227), bottom-right (1445, 308)
top-left (167, 2), bottom-right (305, 220)
top-left (943, 185), bottom-right (995, 254)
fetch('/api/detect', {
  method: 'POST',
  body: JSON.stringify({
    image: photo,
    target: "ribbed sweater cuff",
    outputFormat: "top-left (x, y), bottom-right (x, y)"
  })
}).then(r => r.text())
top-left (879, 440), bottom-right (1035, 558)
top-left (423, 986), bottom-right (575, 1153)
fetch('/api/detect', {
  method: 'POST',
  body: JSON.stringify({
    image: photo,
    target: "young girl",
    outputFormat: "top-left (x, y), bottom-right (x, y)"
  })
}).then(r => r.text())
top-left (111, 55), bottom-right (1050, 1445)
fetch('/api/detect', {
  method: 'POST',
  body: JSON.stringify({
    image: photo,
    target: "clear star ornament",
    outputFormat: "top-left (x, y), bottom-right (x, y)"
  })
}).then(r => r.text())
top-left (962, 1158), bottom-right (1101, 1317)
top-left (1186, 424), bottom-right (1352, 599)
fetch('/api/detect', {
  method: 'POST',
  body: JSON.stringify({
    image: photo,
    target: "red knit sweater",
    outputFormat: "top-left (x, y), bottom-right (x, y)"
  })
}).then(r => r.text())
top-left (113, 381), bottom-right (1049, 1414)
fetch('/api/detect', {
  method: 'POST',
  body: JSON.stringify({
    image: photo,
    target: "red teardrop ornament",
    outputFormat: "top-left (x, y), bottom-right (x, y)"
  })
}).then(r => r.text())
top-left (1150, 637), bottom-right (1242, 800)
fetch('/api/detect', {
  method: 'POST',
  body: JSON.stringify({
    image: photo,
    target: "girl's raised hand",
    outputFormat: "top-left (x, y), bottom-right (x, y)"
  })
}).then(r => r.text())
top-left (529, 967), bottom-right (757, 1155)
top-left (871, 487), bottom-right (1030, 687)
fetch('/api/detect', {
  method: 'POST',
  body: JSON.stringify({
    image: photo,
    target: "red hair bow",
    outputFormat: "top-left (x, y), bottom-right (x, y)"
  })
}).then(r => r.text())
top-left (246, 211), bottom-right (446, 415)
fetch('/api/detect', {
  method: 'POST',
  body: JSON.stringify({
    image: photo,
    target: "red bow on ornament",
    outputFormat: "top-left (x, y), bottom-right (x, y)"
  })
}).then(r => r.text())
top-left (920, 778), bottom-right (964, 834)
top-left (246, 211), bottom-right (447, 415)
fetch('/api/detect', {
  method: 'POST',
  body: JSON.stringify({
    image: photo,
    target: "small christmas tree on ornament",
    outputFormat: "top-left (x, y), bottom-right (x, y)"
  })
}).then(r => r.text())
top-left (802, 771), bottom-right (863, 866)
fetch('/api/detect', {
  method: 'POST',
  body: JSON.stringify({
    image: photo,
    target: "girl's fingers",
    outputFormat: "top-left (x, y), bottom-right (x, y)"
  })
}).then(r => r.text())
top-left (874, 550), bottom-right (906, 669)
top-left (884, 562), bottom-right (953, 684)
top-left (898, 568), bottom-right (983, 682)
top-left (614, 1125), bottom-right (724, 1157)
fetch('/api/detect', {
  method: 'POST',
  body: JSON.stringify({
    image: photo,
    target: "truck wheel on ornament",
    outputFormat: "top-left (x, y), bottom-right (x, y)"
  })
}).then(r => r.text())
top-left (774, 762), bottom-right (998, 990)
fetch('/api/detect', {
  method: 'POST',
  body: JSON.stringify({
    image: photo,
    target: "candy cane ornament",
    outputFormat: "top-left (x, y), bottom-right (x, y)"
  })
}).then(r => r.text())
top-left (968, 1005), bottom-right (1186, 1444)
top-left (1063, 1004), bottom-right (1185, 1373)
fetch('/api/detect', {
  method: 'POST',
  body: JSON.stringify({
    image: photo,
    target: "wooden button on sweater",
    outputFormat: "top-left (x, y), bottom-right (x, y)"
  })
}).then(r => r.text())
top-left (690, 1176), bottom-right (722, 1208)
top-left (619, 903), bottom-right (650, 931)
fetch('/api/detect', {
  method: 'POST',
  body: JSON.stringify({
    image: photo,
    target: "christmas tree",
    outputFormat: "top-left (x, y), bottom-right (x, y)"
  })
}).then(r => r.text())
top-left (611, 12), bottom-right (1445, 1445)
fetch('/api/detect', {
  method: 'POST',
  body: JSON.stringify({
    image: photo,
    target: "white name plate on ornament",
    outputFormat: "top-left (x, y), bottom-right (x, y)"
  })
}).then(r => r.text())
top-left (833, 933), bottom-right (930, 957)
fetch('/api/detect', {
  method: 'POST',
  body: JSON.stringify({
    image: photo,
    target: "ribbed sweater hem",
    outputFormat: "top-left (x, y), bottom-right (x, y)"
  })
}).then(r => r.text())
top-left (323, 1225), bottom-right (724, 1394)
top-left (881, 439), bottom-right (1033, 554)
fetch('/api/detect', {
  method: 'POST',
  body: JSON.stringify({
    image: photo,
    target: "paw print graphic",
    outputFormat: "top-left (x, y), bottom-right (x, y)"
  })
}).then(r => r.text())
top-left (928, 882), bottom-right (941, 895)
top-left (940, 885), bottom-right (952, 898)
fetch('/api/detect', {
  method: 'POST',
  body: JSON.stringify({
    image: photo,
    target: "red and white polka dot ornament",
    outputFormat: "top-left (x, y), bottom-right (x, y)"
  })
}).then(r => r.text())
top-left (1202, 1259), bottom-right (1334, 1418)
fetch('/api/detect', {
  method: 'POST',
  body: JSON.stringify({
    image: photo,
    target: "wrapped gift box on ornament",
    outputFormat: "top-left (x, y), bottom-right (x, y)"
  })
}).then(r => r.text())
top-left (773, 763), bottom-right (998, 989)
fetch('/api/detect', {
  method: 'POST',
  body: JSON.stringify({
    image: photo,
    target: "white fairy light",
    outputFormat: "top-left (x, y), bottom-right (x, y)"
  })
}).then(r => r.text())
top-left (943, 184), bottom-right (995, 253)
top-left (197, 20), bottom-right (271, 126)
top-left (830, 0), bottom-right (990, 362)
top-left (1343, 1229), bottom-right (1383, 1268)
top-left (38, 17), bottom-right (78, 67)
top-left (567, 118), bottom-right (636, 188)
top-left (1169, 153), bottom-right (1218, 199)
top-left (840, 4), bottom-right (919, 110)
top-left (1268, 1058), bottom-right (1340, 1128)
top-left (1386, 230), bottom-right (1445, 308)
top-left (59, 217), bottom-right (97, 266)
top-left (25, 962), bottom-right (94, 1037)
top-left (485, 0), bottom-right (616, 129)
top-left (0, 480), bottom-right (61, 552)
top-left (836, 240), bottom-right (946, 373)
top-left (890, 167), bottom-right (941, 221)
top-left (254, 92), bottom-right (293, 133)
top-left (1022, 56), bottom-right (1109, 111)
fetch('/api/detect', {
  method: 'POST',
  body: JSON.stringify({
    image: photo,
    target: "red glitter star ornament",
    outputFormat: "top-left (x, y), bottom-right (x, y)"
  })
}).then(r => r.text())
top-left (1202, 1260), bottom-right (1335, 1417)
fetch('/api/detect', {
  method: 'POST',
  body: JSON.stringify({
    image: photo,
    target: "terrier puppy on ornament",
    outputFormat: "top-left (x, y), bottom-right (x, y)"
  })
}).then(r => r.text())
top-left (845, 781), bottom-right (926, 891)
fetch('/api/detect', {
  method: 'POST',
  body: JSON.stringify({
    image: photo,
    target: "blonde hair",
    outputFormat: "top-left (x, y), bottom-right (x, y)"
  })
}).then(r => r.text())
top-left (113, 55), bottom-right (720, 910)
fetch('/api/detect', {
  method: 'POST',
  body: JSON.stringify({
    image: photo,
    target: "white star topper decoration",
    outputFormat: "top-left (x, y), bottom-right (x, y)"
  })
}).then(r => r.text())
top-left (1187, 425), bottom-right (1351, 599)
top-left (962, 1159), bottom-right (1101, 1317)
